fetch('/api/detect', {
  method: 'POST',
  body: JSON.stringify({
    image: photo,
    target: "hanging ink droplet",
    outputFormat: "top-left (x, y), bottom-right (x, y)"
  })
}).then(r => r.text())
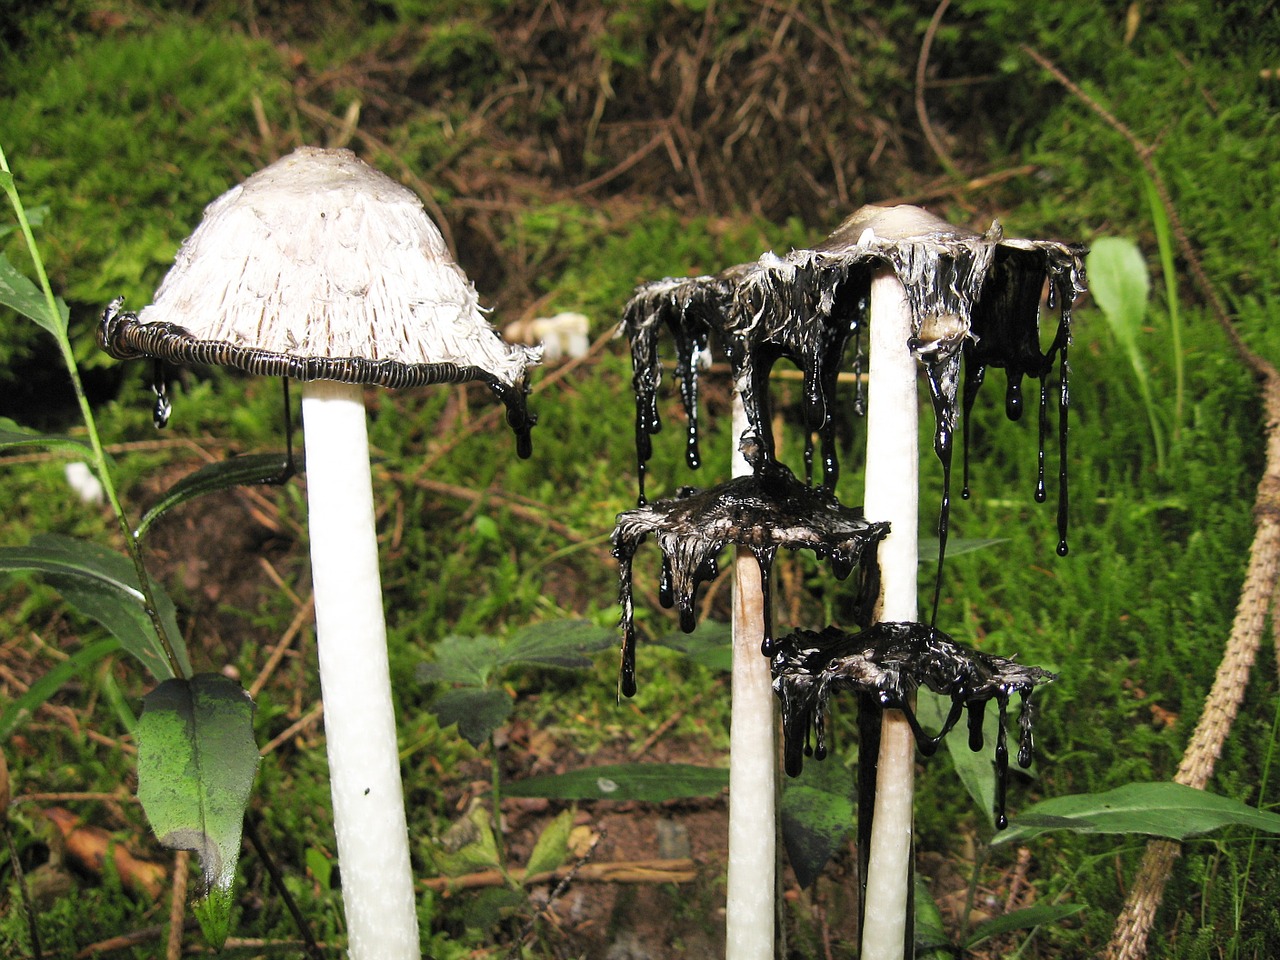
top-left (151, 359), bottom-right (172, 428)
top-left (770, 621), bottom-right (1054, 830)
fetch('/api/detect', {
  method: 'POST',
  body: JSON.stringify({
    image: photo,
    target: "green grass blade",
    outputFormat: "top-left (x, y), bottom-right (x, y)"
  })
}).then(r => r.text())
top-left (0, 637), bottom-right (121, 741)
top-left (995, 782), bottom-right (1280, 845)
top-left (964, 903), bottom-right (1086, 947)
top-left (0, 417), bottom-right (91, 453)
top-left (1142, 171), bottom-right (1184, 435)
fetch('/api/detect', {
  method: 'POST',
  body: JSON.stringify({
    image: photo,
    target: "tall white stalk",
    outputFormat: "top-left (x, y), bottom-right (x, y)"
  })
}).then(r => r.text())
top-left (860, 269), bottom-right (919, 960)
top-left (725, 394), bottom-right (776, 960)
top-left (302, 379), bottom-right (420, 960)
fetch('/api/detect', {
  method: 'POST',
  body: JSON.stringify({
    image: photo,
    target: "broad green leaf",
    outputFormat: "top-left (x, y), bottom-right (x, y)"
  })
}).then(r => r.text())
top-left (965, 902), bottom-right (1086, 947)
top-left (506, 763), bottom-right (728, 802)
top-left (500, 619), bottom-right (616, 670)
top-left (416, 634), bottom-right (502, 687)
top-left (1087, 237), bottom-right (1150, 347)
top-left (0, 638), bottom-right (120, 741)
top-left (780, 760), bottom-right (855, 888)
top-left (0, 251), bottom-right (69, 336)
top-left (0, 417), bottom-right (90, 453)
top-left (913, 873), bottom-right (953, 957)
top-left (1087, 236), bottom-right (1163, 469)
top-left (653, 619), bottom-right (733, 672)
top-left (525, 808), bottom-right (575, 877)
top-left (136, 674), bottom-right (258, 949)
top-left (134, 453), bottom-right (295, 539)
top-left (995, 782), bottom-right (1280, 845)
top-left (429, 686), bottom-right (513, 747)
top-left (0, 169), bottom-right (14, 193)
top-left (427, 803), bottom-right (503, 877)
top-left (0, 533), bottom-right (190, 680)
top-left (917, 690), bottom-right (1000, 828)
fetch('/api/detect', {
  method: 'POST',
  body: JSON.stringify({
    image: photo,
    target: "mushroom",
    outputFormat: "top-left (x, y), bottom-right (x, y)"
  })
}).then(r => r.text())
top-left (618, 204), bottom-right (1082, 960)
top-left (99, 146), bottom-right (538, 960)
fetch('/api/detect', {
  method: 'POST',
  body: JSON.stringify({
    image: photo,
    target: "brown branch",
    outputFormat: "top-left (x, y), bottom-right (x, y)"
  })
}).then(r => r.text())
top-left (915, 0), bottom-right (959, 175)
top-left (422, 857), bottom-right (697, 892)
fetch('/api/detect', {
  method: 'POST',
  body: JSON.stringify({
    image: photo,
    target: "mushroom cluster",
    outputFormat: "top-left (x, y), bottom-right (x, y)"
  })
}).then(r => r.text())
top-left (614, 203), bottom-right (1083, 960)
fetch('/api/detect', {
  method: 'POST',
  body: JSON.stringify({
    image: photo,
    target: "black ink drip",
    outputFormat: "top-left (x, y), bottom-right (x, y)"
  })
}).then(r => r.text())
top-left (612, 457), bottom-right (888, 693)
top-left (770, 622), bottom-right (1053, 830)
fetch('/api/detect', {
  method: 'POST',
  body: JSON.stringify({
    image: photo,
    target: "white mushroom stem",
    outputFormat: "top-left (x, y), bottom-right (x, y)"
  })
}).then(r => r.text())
top-left (301, 379), bottom-right (420, 960)
top-left (726, 393), bottom-right (776, 960)
top-left (860, 269), bottom-right (919, 960)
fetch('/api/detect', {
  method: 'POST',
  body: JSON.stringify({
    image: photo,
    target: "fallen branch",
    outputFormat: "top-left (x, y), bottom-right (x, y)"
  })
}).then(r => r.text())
top-left (421, 857), bottom-right (697, 893)
top-left (42, 806), bottom-right (166, 900)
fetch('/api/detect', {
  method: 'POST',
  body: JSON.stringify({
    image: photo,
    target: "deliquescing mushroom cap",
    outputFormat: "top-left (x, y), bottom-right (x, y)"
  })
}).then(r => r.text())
top-left (100, 146), bottom-right (539, 395)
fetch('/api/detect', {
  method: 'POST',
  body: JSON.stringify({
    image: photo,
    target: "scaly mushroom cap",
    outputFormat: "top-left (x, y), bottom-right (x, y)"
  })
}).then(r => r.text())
top-left (100, 145), bottom-right (539, 403)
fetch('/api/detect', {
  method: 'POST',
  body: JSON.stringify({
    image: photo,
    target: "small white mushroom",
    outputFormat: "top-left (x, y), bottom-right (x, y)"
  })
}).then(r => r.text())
top-left (100, 146), bottom-right (539, 960)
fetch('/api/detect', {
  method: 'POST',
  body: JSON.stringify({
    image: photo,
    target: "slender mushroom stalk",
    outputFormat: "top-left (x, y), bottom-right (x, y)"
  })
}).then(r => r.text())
top-left (726, 395), bottom-right (776, 960)
top-left (301, 379), bottom-right (416, 958)
top-left (859, 267), bottom-right (919, 960)
top-left (98, 146), bottom-right (538, 960)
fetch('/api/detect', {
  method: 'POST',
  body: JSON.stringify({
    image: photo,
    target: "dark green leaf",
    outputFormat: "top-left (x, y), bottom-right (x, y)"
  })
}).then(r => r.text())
top-left (0, 417), bottom-right (90, 453)
top-left (506, 763), bottom-right (728, 802)
top-left (996, 782), bottom-right (1280, 845)
top-left (0, 638), bottom-right (120, 741)
top-left (0, 533), bottom-right (190, 680)
top-left (913, 873), bottom-right (955, 957)
top-left (135, 453), bottom-right (295, 539)
top-left (430, 686), bottom-right (513, 747)
top-left (917, 690), bottom-right (1000, 828)
top-left (964, 903), bottom-right (1086, 947)
top-left (416, 634), bottom-right (501, 688)
top-left (0, 251), bottom-right (69, 336)
top-left (136, 674), bottom-right (258, 950)
top-left (653, 619), bottom-right (732, 672)
top-left (781, 760), bottom-right (855, 888)
top-left (499, 619), bottom-right (616, 670)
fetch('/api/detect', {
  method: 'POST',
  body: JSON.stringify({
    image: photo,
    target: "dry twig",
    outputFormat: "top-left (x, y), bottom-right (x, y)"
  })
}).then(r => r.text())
top-left (422, 856), bottom-right (696, 892)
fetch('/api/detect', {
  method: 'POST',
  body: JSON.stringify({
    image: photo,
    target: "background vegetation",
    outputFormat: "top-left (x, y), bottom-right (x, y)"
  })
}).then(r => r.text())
top-left (2, 0), bottom-right (1279, 957)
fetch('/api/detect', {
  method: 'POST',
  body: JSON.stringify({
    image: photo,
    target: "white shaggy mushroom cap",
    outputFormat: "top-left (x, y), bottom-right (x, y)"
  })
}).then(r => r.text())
top-left (135, 145), bottom-right (536, 386)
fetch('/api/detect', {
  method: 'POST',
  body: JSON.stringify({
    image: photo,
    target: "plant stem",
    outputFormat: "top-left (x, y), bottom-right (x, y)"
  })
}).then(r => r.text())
top-left (301, 379), bottom-right (419, 960)
top-left (860, 269), bottom-right (919, 960)
top-left (0, 145), bottom-right (185, 680)
top-left (725, 395), bottom-right (776, 960)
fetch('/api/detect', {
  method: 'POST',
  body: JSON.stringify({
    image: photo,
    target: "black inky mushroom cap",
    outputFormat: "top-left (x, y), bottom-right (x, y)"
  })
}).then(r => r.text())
top-left (770, 621), bottom-right (1055, 827)
top-left (611, 456), bottom-right (889, 696)
top-left (621, 204), bottom-right (1085, 496)
top-left (99, 146), bottom-right (539, 452)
